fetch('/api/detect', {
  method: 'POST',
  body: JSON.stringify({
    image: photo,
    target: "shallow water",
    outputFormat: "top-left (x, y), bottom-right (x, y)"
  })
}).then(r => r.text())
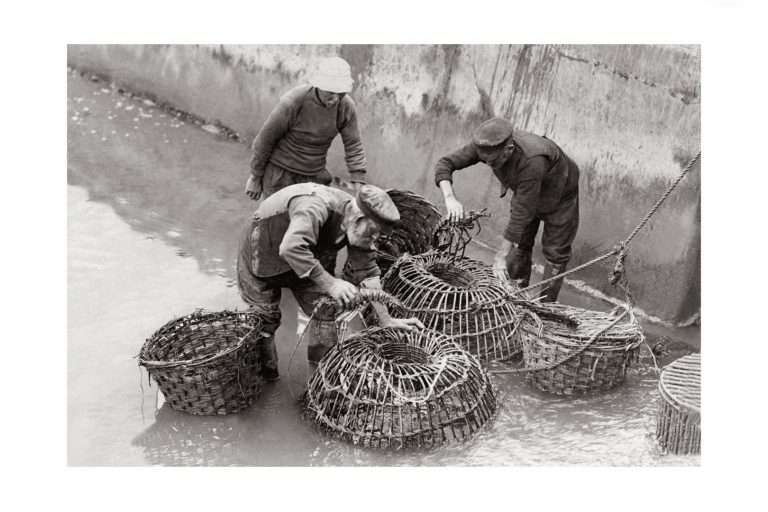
top-left (67, 68), bottom-right (699, 466)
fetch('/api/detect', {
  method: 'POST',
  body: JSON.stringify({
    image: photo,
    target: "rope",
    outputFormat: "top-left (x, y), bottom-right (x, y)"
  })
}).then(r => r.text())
top-left (510, 150), bottom-right (701, 296)
top-left (489, 151), bottom-right (700, 375)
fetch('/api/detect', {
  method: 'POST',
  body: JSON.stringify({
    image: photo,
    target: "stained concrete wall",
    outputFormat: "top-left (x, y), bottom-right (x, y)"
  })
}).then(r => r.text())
top-left (67, 44), bottom-right (701, 323)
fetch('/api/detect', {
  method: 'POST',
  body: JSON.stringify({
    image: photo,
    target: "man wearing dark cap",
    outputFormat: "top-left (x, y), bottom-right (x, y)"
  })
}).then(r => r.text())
top-left (237, 182), bottom-right (423, 380)
top-left (434, 117), bottom-right (580, 302)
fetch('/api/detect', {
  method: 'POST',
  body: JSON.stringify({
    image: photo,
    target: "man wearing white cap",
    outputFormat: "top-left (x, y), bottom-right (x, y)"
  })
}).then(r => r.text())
top-left (245, 56), bottom-right (368, 201)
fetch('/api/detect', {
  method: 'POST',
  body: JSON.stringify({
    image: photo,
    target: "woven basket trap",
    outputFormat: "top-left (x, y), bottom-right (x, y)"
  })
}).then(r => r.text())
top-left (520, 302), bottom-right (644, 396)
top-left (374, 189), bottom-right (442, 275)
top-left (302, 326), bottom-right (496, 449)
top-left (381, 251), bottom-right (524, 362)
top-left (138, 310), bottom-right (268, 415)
top-left (656, 353), bottom-right (701, 455)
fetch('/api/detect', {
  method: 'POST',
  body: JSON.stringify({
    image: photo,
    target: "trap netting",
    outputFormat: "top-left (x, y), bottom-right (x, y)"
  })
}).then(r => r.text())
top-left (656, 353), bottom-right (700, 455)
top-left (381, 250), bottom-right (524, 362)
top-left (302, 290), bottom-right (496, 449)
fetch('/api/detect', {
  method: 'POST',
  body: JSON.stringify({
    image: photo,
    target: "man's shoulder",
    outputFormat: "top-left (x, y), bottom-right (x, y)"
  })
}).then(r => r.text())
top-left (278, 84), bottom-right (313, 108)
top-left (513, 130), bottom-right (560, 162)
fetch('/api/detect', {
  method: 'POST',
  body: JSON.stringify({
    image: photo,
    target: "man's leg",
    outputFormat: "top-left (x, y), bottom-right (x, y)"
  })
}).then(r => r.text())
top-left (236, 222), bottom-right (283, 381)
top-left (507, 217), bottom-right (540, 288)
top-left (289, 274), bottom-right (339, 369)
top-left (540, 195), bottom-right (580, 302)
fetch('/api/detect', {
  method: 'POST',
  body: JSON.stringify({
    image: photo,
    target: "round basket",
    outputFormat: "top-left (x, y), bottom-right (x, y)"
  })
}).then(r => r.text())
top-left (381, 251), bottom-right (524, 362)
top-left (520, 303), bottom-right (644, 396)
top-left (656, 353), bottom-right (700, 455)
top-left (302, 325), bottom-right (496, 449)
top-left (138, 309), bottom-right (270, 415)
top-left (374, 189), bottom-right (442, 275)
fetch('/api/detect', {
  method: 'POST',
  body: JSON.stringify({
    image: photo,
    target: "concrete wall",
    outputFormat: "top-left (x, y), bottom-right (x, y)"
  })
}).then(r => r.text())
top-left (67, 44), bottom-right (701, 323)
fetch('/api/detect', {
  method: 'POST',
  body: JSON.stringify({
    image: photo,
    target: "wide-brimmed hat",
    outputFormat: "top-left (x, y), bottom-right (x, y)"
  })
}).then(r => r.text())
top-left (309, 57), bottom-right (354, 93)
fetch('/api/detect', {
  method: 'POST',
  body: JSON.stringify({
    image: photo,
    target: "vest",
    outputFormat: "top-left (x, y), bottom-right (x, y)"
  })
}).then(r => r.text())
top-left (251, 183), bottom-right (351, 277)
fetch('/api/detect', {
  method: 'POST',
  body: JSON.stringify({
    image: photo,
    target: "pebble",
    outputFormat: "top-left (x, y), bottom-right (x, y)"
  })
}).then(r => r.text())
top-left (143, 99), bottom-right (156, 106)
top-left (201, 124), bottom-right (220, 134)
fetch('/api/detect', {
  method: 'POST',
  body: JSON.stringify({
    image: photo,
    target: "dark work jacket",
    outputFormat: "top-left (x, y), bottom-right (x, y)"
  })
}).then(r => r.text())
top-left (246, 183), bottom-right (379, 282)
top-left (434, 130), bottom-right (579, 244)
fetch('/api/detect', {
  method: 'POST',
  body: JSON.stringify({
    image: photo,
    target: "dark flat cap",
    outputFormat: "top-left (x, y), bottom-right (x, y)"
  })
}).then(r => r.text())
top-left (472, 117), bottom-right (514, 148)
top-left (356, 185), bottom-right (400, 233)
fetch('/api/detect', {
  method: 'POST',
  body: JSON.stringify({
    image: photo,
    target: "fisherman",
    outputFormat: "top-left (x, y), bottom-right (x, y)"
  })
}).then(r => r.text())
top-left (434, 117), bottom-right (580, 303)
top-left (245, 56), bottom-right (368, 201)
top-left (237, 182), bottom-right (423, 381)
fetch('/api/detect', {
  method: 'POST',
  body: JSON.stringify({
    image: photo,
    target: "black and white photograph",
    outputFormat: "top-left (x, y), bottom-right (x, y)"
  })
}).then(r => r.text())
top-left (67, 42), bottom-right (702, 466)
top-left (7, 0), bottom-right (767, 509)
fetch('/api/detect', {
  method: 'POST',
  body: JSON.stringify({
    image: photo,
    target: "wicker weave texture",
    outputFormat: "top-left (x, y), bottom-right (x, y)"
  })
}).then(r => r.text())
top-left (520, 303), bottom-right (644, 396)
top-left (139, 310), bottom-right (268, 415)
top-left (381, 251), bottom-right (523, 362)
top-left (656, 353), bottom-right (701, 455)
top-left (375, 189), bottom-right (442, 274)
top-left (302, 326), bottom-right (496, 449)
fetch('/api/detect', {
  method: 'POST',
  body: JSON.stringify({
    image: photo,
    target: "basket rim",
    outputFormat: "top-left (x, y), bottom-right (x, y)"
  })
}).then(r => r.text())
top-left (138, 309), bottom-right (265, 369)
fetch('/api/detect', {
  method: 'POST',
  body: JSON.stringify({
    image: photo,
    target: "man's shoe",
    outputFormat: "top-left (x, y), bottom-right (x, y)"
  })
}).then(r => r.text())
top-left (261, 366), bottom-right (280, 383)
top-left (541, 261), bottom-right (568, 303)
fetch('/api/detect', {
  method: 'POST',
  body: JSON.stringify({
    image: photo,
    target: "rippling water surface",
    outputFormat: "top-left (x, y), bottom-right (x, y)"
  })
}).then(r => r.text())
top-left (67, 69), bottom-right (699, 466)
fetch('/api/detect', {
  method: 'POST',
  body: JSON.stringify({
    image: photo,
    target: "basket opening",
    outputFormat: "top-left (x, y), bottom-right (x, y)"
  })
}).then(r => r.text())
top-left (427, 263), bottom-right (476, 288)
top-left (375, 342), bottom-right (432, 364)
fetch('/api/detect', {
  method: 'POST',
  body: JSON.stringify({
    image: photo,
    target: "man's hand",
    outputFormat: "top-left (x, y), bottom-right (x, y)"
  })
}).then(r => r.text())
top-left (384, 317), bottom-right (425, 332)
top-left (326, 278), bottom-right (362, 309)
top-left (350, 181), bottom-right (364, 194)
top-left (444, 196), bottom-right (465, 224)
top-left (492, 252), bottom-right (510, 286)
top-left (492, 240), bottom-right (513, 286)
top-left (245, 176), bottom-right (263, 201)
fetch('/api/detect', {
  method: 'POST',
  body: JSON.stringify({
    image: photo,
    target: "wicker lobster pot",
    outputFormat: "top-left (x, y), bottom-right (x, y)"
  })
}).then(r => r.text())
top-left (519, 303), bottom-right (644, 396)
top-left (656, 353), bottom-right (701, 455)
top-left (302, 325), bottom-right (496, 449)
top-left (375, 189), bottom-right (442, 275)
top-left (138, 309), bottom-right (272, 415)
top-left (381, 251), bottom-right (524, 362)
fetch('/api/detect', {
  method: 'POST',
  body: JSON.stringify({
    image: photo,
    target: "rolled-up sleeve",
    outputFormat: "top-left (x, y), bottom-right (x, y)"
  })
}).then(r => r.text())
top-left (278, 199), bottom-right (329, 279)
top-left (434, 143), bottom-right (481, 186)
top-left (504, 156), bottom-right (547, 244)
top-left (338, 97), bottom-right (367, 182)
top-left (250, 101), bottom-right (293, 178)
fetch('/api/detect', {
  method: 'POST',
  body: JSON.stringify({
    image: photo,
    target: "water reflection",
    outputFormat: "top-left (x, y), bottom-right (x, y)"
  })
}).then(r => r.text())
top-left (68, 67), bottom-right (699, 466)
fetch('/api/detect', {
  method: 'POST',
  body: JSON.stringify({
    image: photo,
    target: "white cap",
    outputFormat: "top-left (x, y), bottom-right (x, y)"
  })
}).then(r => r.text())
top-left (308, 57), bottom-right (354, 93)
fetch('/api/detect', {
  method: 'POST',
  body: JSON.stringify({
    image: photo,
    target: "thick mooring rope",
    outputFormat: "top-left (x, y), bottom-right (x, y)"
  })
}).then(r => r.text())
top-left (489, 151), bottom-right (700, 375)
top-left (510, 150), bottom-right (701, 297)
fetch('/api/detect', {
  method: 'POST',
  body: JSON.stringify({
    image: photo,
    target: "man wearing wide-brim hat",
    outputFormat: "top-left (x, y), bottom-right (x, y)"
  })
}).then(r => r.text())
top-left (434, 117), bottom-right (580, 303)
top-left (245, 56), bottom-right (368, 201)
top-left (237, 183), bottom-right (423, 381)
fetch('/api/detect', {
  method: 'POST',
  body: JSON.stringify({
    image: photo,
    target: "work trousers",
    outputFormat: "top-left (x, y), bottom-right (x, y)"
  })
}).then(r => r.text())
top-left (261, 161), bottom-right (333, 198)
top-left (236, 222), bottom-right (339, 372)
top-left (507, 194), bottom-right (580, 283)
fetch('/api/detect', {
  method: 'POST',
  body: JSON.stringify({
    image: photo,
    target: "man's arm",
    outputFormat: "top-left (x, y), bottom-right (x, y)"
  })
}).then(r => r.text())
top-left (250, 100), bottom-right (293, 179)
top-left (278, 199), bottom-right (361, 308)
top-left (433, 142), bottom-right (481, 187)
top-left (434, 143), bottom-right (481, 223)
top-left (359, 275), bottom-right (424, 332)
top-left (337, 97), bottom-right (367, 185)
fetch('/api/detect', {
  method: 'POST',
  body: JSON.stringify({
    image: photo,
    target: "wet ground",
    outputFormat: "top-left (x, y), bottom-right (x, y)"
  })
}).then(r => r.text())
top-left (67, 68), bottom-right (700, 466)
